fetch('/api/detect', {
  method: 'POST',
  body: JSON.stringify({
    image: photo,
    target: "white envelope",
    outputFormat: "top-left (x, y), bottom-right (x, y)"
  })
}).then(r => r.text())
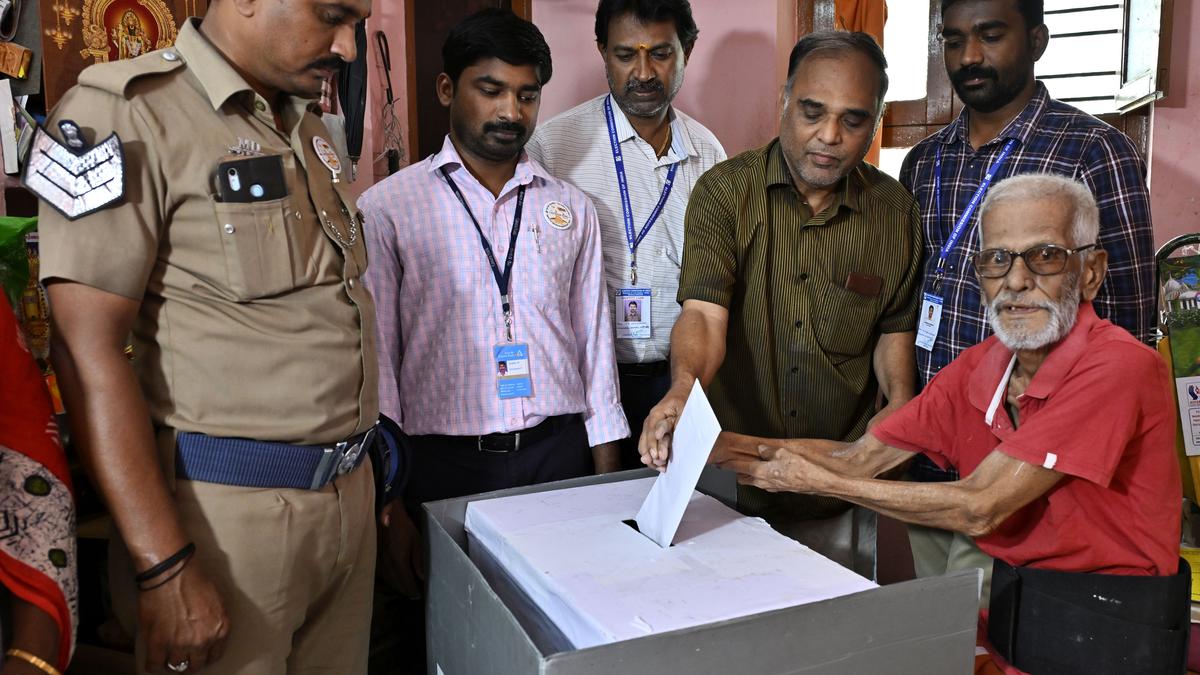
top-left (635, 379), bottom-right (722, 547)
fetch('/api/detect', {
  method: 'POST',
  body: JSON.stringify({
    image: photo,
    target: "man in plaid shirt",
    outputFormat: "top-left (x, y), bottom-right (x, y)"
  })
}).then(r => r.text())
top-left (899, 0), bottom-right (1155, 597)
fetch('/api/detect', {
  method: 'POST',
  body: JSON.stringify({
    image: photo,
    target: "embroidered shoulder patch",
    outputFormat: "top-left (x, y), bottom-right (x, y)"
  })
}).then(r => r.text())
top-left (23, 120), bottom-right (125, 221)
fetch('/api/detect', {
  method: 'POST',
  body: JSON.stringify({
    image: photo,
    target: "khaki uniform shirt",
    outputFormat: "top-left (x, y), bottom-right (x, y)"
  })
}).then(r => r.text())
top-left (38, 20), bottom-right (378, 446)
top-left (679, 139), bottom-right (922, 443)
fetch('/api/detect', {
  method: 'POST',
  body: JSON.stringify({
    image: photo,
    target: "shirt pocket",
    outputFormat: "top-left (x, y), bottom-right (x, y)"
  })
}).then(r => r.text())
top-left (811, 281), bottom-right (880, 364)
top-left (211, 195), bottom-right (298, 301)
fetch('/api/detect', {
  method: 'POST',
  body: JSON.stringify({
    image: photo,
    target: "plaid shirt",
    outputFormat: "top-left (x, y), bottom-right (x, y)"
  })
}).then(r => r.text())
top-left (900, 83), bottom-right (1155, 481)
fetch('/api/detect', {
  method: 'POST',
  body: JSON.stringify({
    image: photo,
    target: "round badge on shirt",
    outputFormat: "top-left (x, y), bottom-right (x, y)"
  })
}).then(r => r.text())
top-left (544, 201), bottom-right (572, 230)
top-left (312, 136), bottom-right (342, 177)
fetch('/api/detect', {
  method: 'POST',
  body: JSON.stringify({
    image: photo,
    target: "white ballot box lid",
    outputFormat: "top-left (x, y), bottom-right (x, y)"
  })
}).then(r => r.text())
top-left (465, 477), bottom-right (878, 650)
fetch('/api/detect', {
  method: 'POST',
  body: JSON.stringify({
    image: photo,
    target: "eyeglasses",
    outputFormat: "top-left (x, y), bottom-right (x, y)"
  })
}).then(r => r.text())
top-left (972, 243), bottom-right (1097, 278)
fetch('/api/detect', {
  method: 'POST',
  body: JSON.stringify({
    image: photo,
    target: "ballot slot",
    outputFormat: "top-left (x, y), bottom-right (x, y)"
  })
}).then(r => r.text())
top-left (621, 517), bottom-right (675, 547)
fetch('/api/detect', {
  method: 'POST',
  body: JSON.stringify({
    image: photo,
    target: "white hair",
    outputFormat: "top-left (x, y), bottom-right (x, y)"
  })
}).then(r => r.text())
top-left (977, 173), bottom-right (1100, 248)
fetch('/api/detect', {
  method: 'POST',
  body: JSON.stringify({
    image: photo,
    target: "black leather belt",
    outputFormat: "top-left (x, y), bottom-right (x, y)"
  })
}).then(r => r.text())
top-left (617, 360), bottom-right (669, 377)
top-left (988, 557), bottom-right (1191, 675)
top-left (421, 414), bottom-right (578, 453)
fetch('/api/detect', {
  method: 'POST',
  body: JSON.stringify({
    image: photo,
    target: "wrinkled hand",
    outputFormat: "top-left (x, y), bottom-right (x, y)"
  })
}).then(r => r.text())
top-left (715, 444), bottom-right (835, 494)
top-left (638, 386), bottom-right (690, 471)
top-left (378, 501), bottom-right (425, 599)
top-left (138, 561), bottom-right (229, 673)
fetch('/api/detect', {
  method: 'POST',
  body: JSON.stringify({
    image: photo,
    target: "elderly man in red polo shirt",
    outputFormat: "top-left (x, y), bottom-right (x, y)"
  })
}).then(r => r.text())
top-left (716, 173), bottom-right (1185, 675)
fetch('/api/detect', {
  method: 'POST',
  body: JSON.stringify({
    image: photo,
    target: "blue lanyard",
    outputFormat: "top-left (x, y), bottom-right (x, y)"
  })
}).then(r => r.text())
top-left (440, 167), bottom-right (526, 341)
top-left (931, 138), bottom-right (1018, 292)
top-left (604, 96), bottom-right (679, 285)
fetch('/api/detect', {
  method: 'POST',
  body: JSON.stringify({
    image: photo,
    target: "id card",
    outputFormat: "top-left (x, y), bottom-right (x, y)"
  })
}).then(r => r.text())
top-left (494, 343), bottom-right (533, 399)
top-left (915, 293), bottom-right (944, 352)
top-left (616, 287), bottom-right (651, 339)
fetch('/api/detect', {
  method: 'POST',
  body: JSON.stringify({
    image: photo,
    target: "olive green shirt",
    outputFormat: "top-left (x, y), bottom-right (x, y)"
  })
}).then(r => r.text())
top-left (679, 139), bottom-right (922, 443)
top-left (38, 20), bottom-right (378, 446)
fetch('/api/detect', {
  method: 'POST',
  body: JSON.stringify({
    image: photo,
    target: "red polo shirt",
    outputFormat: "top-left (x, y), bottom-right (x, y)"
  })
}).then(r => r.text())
top-left (874, 302), bottom-right (1180, 576)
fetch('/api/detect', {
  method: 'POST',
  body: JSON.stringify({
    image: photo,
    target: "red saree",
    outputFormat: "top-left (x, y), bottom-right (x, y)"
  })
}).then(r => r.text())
top-left (0, 294), bottom-right (75, 670)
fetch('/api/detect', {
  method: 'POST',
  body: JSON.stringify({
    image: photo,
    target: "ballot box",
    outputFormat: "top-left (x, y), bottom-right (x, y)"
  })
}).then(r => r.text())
top-left (424, 470), bottom-right (980, 675)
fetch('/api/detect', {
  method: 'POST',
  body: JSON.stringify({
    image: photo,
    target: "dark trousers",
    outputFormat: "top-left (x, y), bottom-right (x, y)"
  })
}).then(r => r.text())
top-left (401, 413), bottom-right (592, 509)
top-left (617, 364), bottom-right (672, 469)
top-left (370, 414), bottom-right (592, 675)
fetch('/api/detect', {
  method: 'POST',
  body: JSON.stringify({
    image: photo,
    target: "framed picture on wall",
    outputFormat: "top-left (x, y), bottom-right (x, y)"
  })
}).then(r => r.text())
top-left (40, 0), bottom-right (210, 109)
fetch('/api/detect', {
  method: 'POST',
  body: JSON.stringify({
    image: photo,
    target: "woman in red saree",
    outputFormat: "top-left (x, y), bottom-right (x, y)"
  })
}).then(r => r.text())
top-left (0, 293), bottom-right (75, 674)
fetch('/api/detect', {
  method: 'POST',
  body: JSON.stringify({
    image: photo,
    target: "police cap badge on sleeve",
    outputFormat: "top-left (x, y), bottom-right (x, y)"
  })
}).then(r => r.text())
top-left (22, 120), bottom-right (126, 221)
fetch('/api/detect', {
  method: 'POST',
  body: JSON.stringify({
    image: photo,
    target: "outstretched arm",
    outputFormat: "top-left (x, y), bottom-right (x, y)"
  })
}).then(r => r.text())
top-left (639, 299), bottom-right (728, 470)
top-left (720, 440), bottom-right (1061, 537)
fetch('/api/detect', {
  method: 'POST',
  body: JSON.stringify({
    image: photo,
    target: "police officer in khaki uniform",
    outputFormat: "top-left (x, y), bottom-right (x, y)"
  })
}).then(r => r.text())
top-left (32, 0), bottom-right (403, 672)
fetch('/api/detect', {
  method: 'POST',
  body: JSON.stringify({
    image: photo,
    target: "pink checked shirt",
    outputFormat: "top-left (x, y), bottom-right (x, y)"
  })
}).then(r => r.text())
top-left (359, 136), bottom-right (629, 445)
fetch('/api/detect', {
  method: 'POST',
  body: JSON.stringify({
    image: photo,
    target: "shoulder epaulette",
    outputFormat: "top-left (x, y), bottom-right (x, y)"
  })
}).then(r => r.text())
top-left (77, 48), bottom-right (185, 99)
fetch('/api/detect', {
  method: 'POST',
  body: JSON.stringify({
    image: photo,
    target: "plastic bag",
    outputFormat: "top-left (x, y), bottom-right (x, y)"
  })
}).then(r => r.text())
top-left (0, 215), bottom-right (36, 308)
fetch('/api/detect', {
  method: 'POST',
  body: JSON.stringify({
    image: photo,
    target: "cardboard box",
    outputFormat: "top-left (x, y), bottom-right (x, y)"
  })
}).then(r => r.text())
top-left (425, 469), bottom-right (980, 675)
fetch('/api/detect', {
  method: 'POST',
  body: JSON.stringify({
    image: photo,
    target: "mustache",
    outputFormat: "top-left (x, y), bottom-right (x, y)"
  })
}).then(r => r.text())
top-left (306, 56), bottom-right (345, 72)
top-left (807, 144), bottom-right (843, 159)
top-left (625, 79), bottom-right (664, 95)
top-left (482, 120), bottom-right (527, 137)
top-left (952, 65), bottom-right (998, 86)
top-left (989, 290), bottom-right (1050, 313)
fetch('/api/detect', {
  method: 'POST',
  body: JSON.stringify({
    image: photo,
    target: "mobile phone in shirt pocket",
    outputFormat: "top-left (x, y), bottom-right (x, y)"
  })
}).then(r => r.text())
top-left (211, 195), bottom-right (298, 301)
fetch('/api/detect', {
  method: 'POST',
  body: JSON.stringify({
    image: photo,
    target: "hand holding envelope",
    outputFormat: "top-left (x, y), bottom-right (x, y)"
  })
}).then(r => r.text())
top-left (634, 380), bottom-right (722, 548)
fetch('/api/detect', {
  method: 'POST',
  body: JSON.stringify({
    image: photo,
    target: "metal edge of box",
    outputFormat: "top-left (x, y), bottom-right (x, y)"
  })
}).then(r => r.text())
top-left (425, 500), bottom-right (544, 675)
top-left (424, 470), bottom-right (654, 675)
top-left (424, 470), bottom-right (979, 675)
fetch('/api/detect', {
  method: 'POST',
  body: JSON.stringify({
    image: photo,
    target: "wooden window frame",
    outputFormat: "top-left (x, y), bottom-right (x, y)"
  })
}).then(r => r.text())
top-left (880, 0), bottom-right (1157, 160)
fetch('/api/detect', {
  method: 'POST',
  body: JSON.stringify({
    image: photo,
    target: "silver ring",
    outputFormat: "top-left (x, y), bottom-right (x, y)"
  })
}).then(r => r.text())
top-left (166, 660), bottom-right (190, 673)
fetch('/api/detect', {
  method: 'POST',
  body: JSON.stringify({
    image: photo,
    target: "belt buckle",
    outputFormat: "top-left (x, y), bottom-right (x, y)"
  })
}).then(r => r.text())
top-left (477, 431), bottom-right (521, 453)
top-left (337, 427), bottom-right (373, 475)
top-left (310, 428), bottom-right (373, 490)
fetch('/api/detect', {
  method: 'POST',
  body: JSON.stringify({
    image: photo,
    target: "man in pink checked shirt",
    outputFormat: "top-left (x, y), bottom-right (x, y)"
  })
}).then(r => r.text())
top-left (358, 7), bottom-right (629, 606)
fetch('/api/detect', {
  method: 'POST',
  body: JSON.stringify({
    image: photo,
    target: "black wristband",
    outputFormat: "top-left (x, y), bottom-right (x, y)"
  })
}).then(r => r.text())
top-left (138, 549), bottom-right (194, 591)
top-left (134, 542), bottom-right (196, 584)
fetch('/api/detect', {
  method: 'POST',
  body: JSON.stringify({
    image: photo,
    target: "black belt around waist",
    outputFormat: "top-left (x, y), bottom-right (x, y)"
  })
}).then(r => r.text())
top-left (416, 414), bottom-right (578, 453)
top-left (617, 360), bottom-right (669, 377)
top-left (176, 428), bottom-right (375, 490)
top-left (988, 557), bottom-right (1191, 675)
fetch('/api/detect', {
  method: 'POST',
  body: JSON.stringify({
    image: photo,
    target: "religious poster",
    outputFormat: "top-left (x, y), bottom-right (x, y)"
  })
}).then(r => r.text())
top-left (40, 0), bottom-right (208, 109)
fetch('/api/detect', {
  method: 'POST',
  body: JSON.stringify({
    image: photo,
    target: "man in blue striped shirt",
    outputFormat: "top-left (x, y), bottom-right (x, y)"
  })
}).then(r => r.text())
top-left (899, 0), bottom-right (1155, 597)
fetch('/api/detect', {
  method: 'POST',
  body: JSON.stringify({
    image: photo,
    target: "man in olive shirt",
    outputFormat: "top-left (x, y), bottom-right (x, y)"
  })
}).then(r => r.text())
top-left (32, 1), bottom-right (396, 673)
top-left (640, 31), bottom-right (922, 525)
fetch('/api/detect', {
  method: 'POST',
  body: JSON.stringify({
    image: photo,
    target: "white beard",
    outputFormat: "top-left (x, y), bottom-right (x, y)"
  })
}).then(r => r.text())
top-left (986, 273), bottom-right (1081, 351)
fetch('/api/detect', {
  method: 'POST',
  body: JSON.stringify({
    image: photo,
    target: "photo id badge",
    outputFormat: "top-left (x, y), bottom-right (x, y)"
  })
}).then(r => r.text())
top-left (915, 293), bottom-right (944, 352)
top-left (616, 287), bottom-right (652, 339)
top-left (494, 343), bottom-right (533, 399)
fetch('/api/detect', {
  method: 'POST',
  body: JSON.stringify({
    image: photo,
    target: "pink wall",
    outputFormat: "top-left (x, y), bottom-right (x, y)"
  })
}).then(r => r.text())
top-left (356, 0), bottom-right (785, 197)
top-left (1150, 0), bottom-right (1200, 247)
top-left (355, 3), bottom-right (409, 198)
top-left (533, 0), bottom-right (783, 156)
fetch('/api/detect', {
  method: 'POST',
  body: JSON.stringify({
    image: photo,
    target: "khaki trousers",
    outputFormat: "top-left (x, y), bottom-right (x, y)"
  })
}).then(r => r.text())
top-left (907, 523), bottom-right (993, 609)
top-left (115, 461), bottom-right (376, 674)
